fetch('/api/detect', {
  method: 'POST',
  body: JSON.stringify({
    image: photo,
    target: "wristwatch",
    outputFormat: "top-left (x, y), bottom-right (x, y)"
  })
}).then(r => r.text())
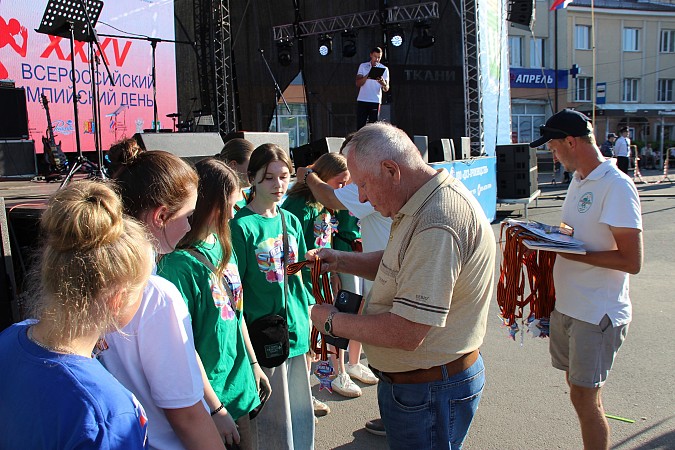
top-left (324, 311), bottom-right (338, 338)
top-left (303, 168), bottom-right (314, 184)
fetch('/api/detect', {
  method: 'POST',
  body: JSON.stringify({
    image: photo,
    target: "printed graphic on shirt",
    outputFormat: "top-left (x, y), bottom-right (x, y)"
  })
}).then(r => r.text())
top-left (578, 192), bottom-right (593, 213)
top-left (209, 262), bottom-right (243, 321)
top-left (314, 212), bottom-right (333, 248)
top-left (255, 234), bottom-right (298, 283)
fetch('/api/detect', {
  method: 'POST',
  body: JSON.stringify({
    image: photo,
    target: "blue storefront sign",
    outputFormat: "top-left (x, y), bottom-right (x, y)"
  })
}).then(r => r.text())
top-left (510, 68), bottom-right (568, 89)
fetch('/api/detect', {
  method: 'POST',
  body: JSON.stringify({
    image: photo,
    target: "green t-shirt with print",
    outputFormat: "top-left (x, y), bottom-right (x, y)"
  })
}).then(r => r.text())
top-left (332, 209), bottom-right (361, 252)
top-left (281, 194), bottom-right (333, 252)
top-left (157, 238), bottom-right (259, 421)
top-left (230, 207), bottom-right (314, 358)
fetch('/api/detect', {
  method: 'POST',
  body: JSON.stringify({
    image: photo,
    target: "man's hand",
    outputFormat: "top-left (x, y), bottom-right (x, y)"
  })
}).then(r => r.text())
top-left (310, 304), bottom-right (339, 331)
top-left (306, 248), bottom-right (341, 274)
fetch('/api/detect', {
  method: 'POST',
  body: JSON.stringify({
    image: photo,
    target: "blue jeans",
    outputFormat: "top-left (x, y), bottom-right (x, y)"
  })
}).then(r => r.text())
top-left (377, 354), bottom-right (485, 450)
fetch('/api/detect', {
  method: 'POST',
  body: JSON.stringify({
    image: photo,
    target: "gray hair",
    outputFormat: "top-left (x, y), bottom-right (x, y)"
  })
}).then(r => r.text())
top-left (346, 122), bottom-right (425, 172)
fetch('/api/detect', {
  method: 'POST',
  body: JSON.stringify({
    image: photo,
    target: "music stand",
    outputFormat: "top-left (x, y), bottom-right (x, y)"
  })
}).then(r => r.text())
top-left (36, 0), bottom-right (104, 186)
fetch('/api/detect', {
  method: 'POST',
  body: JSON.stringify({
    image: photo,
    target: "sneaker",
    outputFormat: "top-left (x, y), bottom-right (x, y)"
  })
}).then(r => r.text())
top-left (365, 418), bottom-right (386, 436)
top-left (312, 396), bottom-right (330, 417)
top-left (346, 362), bottom-right (378, 385)
top-left (331, 372), bottom-right (362, 398)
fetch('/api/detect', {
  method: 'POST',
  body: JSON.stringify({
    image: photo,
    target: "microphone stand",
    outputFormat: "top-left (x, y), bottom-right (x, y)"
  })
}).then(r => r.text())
top-left (258, 49), bottom-right (291, 132)
top-left (98, 33), bottom-right (193, 132)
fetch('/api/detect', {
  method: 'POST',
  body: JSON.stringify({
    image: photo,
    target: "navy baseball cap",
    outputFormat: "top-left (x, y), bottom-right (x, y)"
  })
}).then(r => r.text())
top-left (529, 109), bottom-right (594, 148)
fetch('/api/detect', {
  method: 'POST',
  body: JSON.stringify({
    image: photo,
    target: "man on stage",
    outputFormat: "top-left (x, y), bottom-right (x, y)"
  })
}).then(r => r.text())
top-left (356, 47), bottom-right (389, 129)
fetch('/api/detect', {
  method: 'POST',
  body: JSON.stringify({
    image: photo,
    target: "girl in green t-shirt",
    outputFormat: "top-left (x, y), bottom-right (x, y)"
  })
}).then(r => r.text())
top-left (158, 158), bottom-right (271, 449)
top-left (230, 144), bottom-right (315, 450)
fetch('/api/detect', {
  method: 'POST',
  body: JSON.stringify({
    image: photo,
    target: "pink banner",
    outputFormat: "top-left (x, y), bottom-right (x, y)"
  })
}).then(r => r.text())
top-left (0, 0), bottom-right (177, 153)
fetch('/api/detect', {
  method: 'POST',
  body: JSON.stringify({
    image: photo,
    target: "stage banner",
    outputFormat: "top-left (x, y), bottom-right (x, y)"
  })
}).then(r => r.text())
top-left (432, 157), bottom-right (497, 222)
top-left (478, 0), bottom-right (512, 157)
top-left (0, 0), bottom-right (177, 153)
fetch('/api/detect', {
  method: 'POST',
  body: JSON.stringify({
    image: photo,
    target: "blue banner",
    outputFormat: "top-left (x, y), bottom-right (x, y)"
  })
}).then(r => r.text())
top-left (431, 157), bottom-right (497, 222)
top-left (510, 68), bottom-right (568, 89)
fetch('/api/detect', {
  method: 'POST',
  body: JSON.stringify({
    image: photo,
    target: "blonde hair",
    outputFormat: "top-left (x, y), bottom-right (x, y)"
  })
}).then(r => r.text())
top-left (32, 180), bottom-right (152, 342)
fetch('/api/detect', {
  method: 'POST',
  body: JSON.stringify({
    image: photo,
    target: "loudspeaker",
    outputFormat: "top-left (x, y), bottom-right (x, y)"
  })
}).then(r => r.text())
top-left (291, 137), bottom-right (345, 170)
top-left (506, 0), bottom-right (535, 31)
top-left (224, 132), bottom-right (290, 157)
top-left (496, 144), bottom-right (537, 171)
top-left (0, 140), bottom-right (37, 178)
top-left (133, 132), bottom-right (224, 164)
top-left (413, 135), bottom-right (428, 162)
top-left (457, 137), bottom-right (471, 161)
top-left (428, 139), bottom-right (455, 163)
top-left (496, 144), bottom-right (538, 198)
top-left (0, 88), bottom-right (29, 140)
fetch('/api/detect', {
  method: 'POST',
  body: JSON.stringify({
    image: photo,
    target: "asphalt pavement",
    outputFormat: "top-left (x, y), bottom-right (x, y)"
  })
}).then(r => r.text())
top-left (313, 168), bottom-right (675, 450)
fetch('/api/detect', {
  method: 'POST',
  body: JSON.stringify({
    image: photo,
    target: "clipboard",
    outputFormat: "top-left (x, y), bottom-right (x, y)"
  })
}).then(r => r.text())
top-left (367, 67), bottom-right (385, 79)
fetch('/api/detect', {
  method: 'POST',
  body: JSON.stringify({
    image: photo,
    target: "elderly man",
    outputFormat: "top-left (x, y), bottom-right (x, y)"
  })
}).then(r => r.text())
top-left (308, 122), bottom-right (496, 450)
top-left (530, 109), bottom-right (643, 450)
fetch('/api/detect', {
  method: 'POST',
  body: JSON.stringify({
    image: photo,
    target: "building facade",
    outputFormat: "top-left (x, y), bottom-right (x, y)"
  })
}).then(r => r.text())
top-left (510, 0), bottom-right (675, 153)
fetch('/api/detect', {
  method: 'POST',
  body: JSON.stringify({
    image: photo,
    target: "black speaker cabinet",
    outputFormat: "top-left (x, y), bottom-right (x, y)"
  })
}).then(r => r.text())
top-left (0, 88), bottom-right (29, 140)
top-left (0, 140), bottom-right (37, 178)
top-left (496, 143), bottom-right (537, 172)
top-left (291, 137), bottom-right (345, 170)
top-left (507, 0), bottom-right (535, 30)
top-left (133, 132), bottom-right (224, 164)
top-left (224, 132), bottom-right (290, 157)
top-left (496, 144), bottom-right (538, 198)
top-left (428, 139), bottom-right (455, 163)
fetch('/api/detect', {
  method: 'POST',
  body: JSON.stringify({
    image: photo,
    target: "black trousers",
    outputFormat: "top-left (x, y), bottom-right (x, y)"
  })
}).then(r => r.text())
top-left (357, 101), bottom-right (380, 129)
top-left (616, 156), bottom-right (630, 174)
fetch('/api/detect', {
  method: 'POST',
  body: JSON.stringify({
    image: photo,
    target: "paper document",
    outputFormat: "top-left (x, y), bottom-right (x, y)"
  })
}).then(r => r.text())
top-left (505, 219), bottom-right (586, 254)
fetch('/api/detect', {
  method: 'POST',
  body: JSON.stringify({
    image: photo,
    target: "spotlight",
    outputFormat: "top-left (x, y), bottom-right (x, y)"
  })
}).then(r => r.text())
top-left (318, 35), bottom-right (333, 56)
top-left (277, 40), bottom-right (293, 66)
top-left (341, 31), bottom-right (357, 58)
top-left (389, 25), bottom-right (404, 47)
top-left (413, 21), bottom-right (435, 49)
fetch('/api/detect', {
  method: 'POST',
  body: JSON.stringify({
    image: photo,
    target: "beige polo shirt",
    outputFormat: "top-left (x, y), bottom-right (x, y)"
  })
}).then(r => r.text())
top-left (363, 169), bottom-right (496, 373)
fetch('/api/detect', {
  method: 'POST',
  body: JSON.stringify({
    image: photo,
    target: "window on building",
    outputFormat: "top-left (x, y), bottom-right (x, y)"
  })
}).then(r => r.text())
top-left (660, 30), bottom-right (675, 53)
top-left (575, 25), bottom-right (591, 50)
top-left (511, 104), bottom-right (546, 144)
top-left (623, 28), bottom-right (640, 52)
top-left (509, 36), bottom-right (523, 67)
top-left (530, 38), bottom-right (546, 68)
top-left (575, 77), bottom-right (592, 102)
top-left (623, 78), bottom-right (639, 102)
top-left (657, 79), bottom-right (674, 102)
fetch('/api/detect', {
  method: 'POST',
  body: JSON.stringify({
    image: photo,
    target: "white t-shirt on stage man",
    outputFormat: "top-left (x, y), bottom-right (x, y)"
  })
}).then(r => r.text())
top-left (356, 61), bottom-right (389, 104)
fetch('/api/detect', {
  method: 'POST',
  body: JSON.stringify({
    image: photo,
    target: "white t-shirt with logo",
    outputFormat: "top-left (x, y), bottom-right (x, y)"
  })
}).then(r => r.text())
top-left (334, 183), bottom-right (391, 253)
top-left (553, 159), bottom-right (642, 326)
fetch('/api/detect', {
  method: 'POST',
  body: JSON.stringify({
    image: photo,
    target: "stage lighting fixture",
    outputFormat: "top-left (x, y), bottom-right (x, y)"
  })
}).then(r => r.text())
top-left (413, 21), bottom-right (435, 49)
top-left (342, 31), bottom-right (357, 58)
top-left (389, 26), bottom-right (404, 47)
top-left (318, 35), bottom-right (333, 56)
top-left (277, 40), bottom-right (293, 66)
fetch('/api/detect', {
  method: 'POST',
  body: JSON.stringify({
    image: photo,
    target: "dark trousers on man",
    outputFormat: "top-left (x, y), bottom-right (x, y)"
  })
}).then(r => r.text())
top-left (357, 101), bottom-right (380, 129)
top-left (616, 156), bottom-right (630, 174)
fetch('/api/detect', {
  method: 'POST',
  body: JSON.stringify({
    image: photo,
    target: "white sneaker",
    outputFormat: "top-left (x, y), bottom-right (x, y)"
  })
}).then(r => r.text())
top-left (346, 362), bottom-right (378, 385)
top-left (312, 396), bottom-right (330, 417)
top-left (331, 372), bottom-right (362, 398)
